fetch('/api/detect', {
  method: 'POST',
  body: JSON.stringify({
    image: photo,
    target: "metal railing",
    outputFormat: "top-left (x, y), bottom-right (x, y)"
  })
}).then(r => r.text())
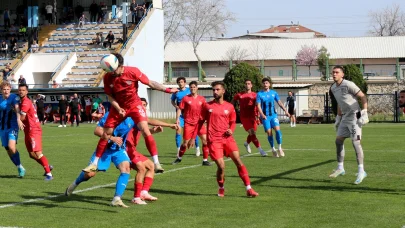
top-left (49, 53), bottom-right (71, 81)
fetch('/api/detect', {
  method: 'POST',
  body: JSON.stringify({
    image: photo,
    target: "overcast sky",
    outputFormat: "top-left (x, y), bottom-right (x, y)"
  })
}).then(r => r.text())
top-left (224, 0), bottom-right (405, 37)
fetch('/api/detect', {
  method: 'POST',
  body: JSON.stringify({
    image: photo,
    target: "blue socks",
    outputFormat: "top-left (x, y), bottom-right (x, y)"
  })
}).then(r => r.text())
top-left (195, 137), bottom-right (199, 148)
top-left (114, 173), bottom-right (130, 197)
top-left (276, 130), bottom-right (282, 145)
top-left (9, 151), bottom-right (21, 166)
top-left (175, 133), bottom-right (182, 148)
top-left (75, 171), bottom-right (89, 185)
top-left (267, 135), bottom-right (274, 148)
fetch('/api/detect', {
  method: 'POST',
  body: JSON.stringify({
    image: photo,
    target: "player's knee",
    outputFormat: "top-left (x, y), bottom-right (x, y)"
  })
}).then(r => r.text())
top-left (4, 146), bottom-right (9, 151)
top-left (136, 164), bottom-right (146, 173)
top-left (335, 138), bottom-right (344, 146)
top-left (352, 139), bottom-right (361, 146)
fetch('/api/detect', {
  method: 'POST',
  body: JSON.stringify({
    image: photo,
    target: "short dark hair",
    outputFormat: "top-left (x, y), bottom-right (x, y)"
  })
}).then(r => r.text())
top-left (244, 79), bottom-right (252, 83)
top-left (112, 53), bottom-right (124, 66)
top-left (176, 77), bottom-right (186, 83)
top-left (18, 84), bottom-right (28, 89)
top-left (261, 77), bottom-right (272, 83)
top-left (400, 90), bottom-right (405, 94)
top-left (189, 81), bottom-right (198, 87)
top-left (140, 97), bottom-right (148, 105)
top-left (211, 81), bottom-right (225, 89)
top-left (333, 65), bottom-right (344, 72)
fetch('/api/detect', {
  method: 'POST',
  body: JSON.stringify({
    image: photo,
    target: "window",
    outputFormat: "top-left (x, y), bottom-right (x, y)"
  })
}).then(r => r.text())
top-left (173, 67), bottom-right (189, 78)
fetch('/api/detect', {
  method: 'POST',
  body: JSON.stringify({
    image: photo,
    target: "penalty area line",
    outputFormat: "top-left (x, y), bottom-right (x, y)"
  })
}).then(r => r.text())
top-left (0, 152), bottom-right (260, 209)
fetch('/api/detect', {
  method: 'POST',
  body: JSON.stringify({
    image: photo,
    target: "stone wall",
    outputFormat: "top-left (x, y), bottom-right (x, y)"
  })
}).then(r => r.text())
top-left (305, 80), bottom-right (405, 116)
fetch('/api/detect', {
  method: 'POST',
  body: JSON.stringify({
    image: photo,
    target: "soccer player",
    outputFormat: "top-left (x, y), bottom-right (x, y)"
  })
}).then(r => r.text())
top-left (194, 81), bottom-right (259, 198)
top-left (232, 79), bottom-right (265, 155)
top-left (256, 78), bottom-right (290, 157)
top-left (0, 81), bottom-right (25, 177)
top-left (83, 53), bottom-right (178, 174)
top-left (18, 84), bottom-right (53, 180)
top-left (329, 66), bottom-right (369, 185)
top-left (172, 81), bottom-right (211, 166)
top-left (171, 77), bottom-right (200, 156)
top-left (285, 91), bottom-right (296, 127)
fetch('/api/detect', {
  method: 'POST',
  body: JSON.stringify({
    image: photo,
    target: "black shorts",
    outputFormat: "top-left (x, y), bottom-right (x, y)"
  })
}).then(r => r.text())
top-left (288, 107), bottom-right (295, 115)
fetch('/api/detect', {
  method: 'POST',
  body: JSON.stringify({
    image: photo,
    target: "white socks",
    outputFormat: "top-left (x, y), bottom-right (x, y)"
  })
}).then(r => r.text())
top-left (337, 162), bottom-right (344, 170)
top-left (152, 155), bottom-right (159, 164)
top-left (358, 164), bottom-right (364, 173)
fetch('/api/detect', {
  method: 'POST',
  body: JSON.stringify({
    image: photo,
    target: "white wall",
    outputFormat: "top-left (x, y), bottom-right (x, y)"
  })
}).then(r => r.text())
top-left (15, 53), bottom-right (68, 88)
top-left (122, 8), bottom-right (164, 103)
top-left (296, 89), bottom-right (309, 116)
top-left (54, 54), bottom-right (78, 84)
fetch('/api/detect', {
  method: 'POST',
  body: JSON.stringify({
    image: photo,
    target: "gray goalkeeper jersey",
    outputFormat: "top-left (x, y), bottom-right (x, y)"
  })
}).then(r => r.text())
top-left (331, 79), bottom-right (361, 114)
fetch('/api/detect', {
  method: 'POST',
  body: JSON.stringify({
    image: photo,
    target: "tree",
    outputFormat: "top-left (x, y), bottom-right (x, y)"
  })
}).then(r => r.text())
top-left (329, 64), bottom-right (368, 116)
top-left (296, 45), bottom-right (318, 76)
top-left (163, 0), bottom-right (188, 48)
top-left (224, 45), bottom-right (250, 63)
top-left (182, 0), bottom-right (235, 80)
top-left (223, 63), bottom-right (264, 102)
top-left (317, 46), bottom-right (333, 81)
top-left (368, 3), bottom-right (405, 36)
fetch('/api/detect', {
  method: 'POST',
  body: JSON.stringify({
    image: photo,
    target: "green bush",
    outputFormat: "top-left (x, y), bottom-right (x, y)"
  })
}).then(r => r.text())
top-left (223, 63), bottom-right (264, 102)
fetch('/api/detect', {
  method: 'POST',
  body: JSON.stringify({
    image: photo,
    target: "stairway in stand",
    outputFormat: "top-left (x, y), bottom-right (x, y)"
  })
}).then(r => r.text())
top-left (37, 25), bottom-right (59, 46)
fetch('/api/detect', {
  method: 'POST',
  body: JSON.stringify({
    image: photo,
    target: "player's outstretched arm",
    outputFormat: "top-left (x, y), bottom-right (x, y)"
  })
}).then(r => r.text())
top-left (148, 119), bottom-right (178, 129)
top-left (277, 100), bottom-right (290, 117)
top-left (148, 80), bottom-right (178, 94)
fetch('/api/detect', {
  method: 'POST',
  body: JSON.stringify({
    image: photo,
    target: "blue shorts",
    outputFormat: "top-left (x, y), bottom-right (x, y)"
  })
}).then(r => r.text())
top-left (89, 148), bottom-right (130, 171)
top-left (262, 116), bottom-right (280, 132)
top-left (179, 115), bottom-right (185, 128)
top-left (1, 128), bottom-right (18, 147)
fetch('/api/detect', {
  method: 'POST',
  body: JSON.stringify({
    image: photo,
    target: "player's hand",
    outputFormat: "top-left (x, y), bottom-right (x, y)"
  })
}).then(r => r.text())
top-left (176, 119), bottom-right (180, 126)
top-left (153, 126), bottom-right (163, 133)
top-left (285, 112), bottom-right (291, 118)
top-left (334, 115), bottom-right (342, 131)
top-left (261, 114), bottom-right (267, 120)
top-left (170, 124), bottom-right (179, 130)
top-left (118, 108), bottom-right (126, 118)
top-left (357, 109), bottom-right (369, 127)
top-left (17, 119), bottom-right (25, 130)
top-left (225, 129), bottom-right (233, 136)
top-left (110, 136), bottom-right (123, 146)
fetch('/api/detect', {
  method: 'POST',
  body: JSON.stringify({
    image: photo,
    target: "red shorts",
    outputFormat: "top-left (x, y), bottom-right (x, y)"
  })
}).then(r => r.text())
top-left (208, 137), bottom-right (238, 161)
top-left (130, 151), bottom-right (148, 169)
top-left (104, 103), bottom-right (147, 128)
top-left (240, 117), bottom-right (257, 131)
top-left (24, 130), bottom-right (42, 152)
top-left (184, 123), bottom-right (206, 140)
top-left (85, 106), bottom-right (92, 115)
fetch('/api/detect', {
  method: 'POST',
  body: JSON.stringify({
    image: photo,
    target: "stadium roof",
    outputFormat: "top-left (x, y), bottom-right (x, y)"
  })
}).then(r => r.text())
top-left (165, 36), bottom-right (405, 62)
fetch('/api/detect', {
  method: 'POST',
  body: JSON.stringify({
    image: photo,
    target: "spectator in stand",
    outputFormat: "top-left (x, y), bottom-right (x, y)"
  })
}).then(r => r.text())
top-left (4, 9), bottom-right (11, 29)
top-left (10, 37), bottom-right (18, 50)
top-left (75, 2), bottom-right (84, 21)
top-left (18, 75), bottom-right (26, 85)
top-left (31, 40), bottom-right (39, 53)
top-left (130, 0), bottom-right (137, 24)
top-left (44, 104), bottom-right (52, 123)
top-left (89, 1), bottom-right (98, 22)
top-left (11, 45), bottom-right (20, 58)
top-left (91, 103), bottom-right (105, 123)
top-left (52, 80), bottom-right (59, 88)
top-left (135, 4), bottom-right (146, 24)
top-left (66, 8), bottom-right (75, 23)
top-left (89, 33), bottom-right (101, 45)
top-left (8, 73), bottom-right (18, 89)
top-left (2, 68), bottom-right (11, 81)
top-left (84, 95), bottom-right (93, 123)
top-left (1, 41), bottom-right (8, 58)
top-left (98, 2), bottom-right (107, 22)
top-left (8, 25), bottom-right (18, 40)
top-left (69, 93), bottom-right (81, 127)
top-left (103, 31), bottom-right (114, 49)
top-left (45, 2), bottom-right (53, 24)
top-left (36, 94), bottom-right (46, 125)
top-left (41, 3), bottom-right (47, 24)
top-left (18, 25), bottom-right (27, 41)
top-left (78, 13), bottom-right (87, 28)
top-left (58, 95), bottom-right (69, 127)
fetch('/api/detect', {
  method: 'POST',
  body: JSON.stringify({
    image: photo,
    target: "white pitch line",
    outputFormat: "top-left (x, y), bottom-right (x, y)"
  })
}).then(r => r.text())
top-left (0, 152), bottom-right (259, 209)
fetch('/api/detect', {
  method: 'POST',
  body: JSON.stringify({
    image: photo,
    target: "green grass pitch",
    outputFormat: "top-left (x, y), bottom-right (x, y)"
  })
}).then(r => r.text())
top-left (0, 123), bottom-right (405, 228)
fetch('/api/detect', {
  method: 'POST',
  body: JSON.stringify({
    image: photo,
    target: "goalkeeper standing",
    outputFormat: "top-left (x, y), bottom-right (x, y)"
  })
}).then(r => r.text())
top-left (329, 66), bottom-right (369, 185)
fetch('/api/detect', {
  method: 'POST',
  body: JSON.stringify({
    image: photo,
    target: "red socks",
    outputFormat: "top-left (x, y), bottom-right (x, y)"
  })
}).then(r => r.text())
top-left (34, 155), bottom-right (51, 173)
top-left (142, 177), bottom-right (154, 192)
top-left (178, 145), bottom-right (187, 158)
top-left (134, 182), bottom-right (143, 198)
top-left (237, 165), bottom-right (250, 186)
top-left (144, 135), bottom-right (158, 156)
top-left (202, 145), bottom-right (209, 159)
top-left (246, 135), bottom-right (252, 144)
top-left (250, 135), bottom-right (260, 148)
top-left (95, 138), bottom-right (108, 158)
top-left (217, 179), bottom-right (225, 188)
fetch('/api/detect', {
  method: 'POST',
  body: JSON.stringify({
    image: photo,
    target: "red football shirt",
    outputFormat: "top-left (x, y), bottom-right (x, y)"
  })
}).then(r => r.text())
top-left (233, 92), bottom-right (257, 118)
top-left (179, 94), bottom-right (206, 125)
top-left (200, 101), bottom-right (236, 142)
top-left (20, 96), bottom-right (41, 133)
top-left (103, 66), bottom-right (150, 109)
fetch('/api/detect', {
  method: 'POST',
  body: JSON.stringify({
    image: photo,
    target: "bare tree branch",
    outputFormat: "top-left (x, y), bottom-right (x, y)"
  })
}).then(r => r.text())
top-left (368, 4), bottom-right (405, 36)
top-left (224, 45), bottom-right (250, 62)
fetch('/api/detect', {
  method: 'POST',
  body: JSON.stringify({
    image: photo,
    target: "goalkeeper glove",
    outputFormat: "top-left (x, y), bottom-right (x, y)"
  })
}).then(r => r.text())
top-left (334, 115), bottom-right (341, 131)
top-left (357, 109), bottom-right (369, 127)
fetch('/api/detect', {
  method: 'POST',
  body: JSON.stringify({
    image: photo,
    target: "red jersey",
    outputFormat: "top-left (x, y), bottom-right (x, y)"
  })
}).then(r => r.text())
top-left (179, 94), bottom-right (206, 125)
top-left (200, 100), bottom-right (236, 142)
top-left (103, 66), bottom-right (150, 109)
top-left (233, 92), bottom-right (257, 118)
top-left (20, 96), bottom-right (41, 133)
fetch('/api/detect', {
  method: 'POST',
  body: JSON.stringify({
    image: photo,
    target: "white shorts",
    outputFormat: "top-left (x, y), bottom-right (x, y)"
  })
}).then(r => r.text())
top-left (337, 114), bottom-right (362, 140)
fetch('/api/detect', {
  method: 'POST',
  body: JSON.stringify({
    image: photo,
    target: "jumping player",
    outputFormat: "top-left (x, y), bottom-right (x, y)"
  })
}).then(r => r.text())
top-left (232, 79), bottom-right (265, 156)
top-left (256, 78), bottom-right (290, 157)
top-left (329, 66), bottom-right (369, 185)
top-left (171, 77), bottom-right (200, 156)
top-left (83, 53), bottom-right (178, 174)
top-left (0, 81), bottom-right (25, 177)
top-left (194, 81), bottom-right (259, 198)
top-left (18, 84), bottom-right (53, 180)
top-left (172, 81), bottom-right (211, 166)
